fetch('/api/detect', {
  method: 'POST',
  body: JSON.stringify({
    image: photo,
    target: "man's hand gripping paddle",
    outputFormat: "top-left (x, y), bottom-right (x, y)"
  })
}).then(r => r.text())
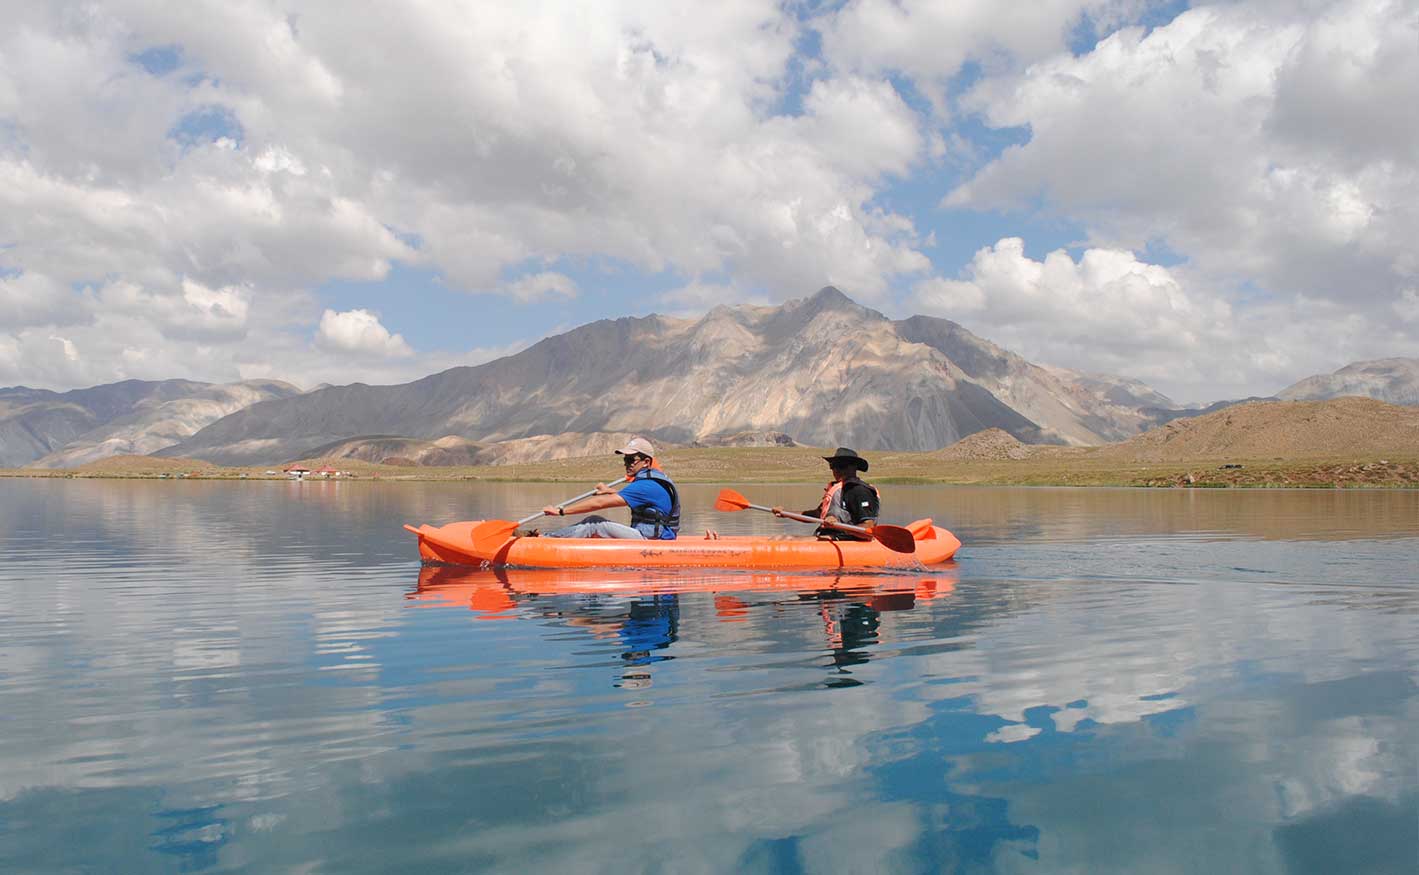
top-left (713, 488), bottom-right (916, 554)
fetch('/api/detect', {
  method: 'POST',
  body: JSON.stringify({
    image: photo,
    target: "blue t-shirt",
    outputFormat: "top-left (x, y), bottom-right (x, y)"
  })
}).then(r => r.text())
top-left (620, 476), bottom-right (676, 539)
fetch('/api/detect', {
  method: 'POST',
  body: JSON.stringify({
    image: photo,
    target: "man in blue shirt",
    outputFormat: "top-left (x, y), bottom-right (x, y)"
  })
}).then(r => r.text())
top-left (540, 437), bottom-right (681, 540)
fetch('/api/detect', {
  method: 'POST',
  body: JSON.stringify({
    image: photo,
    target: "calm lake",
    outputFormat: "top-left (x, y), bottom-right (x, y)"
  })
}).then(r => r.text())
top-left (1, 479), bottom-right (1415, 874)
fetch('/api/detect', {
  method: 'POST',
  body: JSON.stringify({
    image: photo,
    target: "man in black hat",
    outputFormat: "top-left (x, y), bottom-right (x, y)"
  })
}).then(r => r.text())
top-left (773, 447), bottom-right (880, 541)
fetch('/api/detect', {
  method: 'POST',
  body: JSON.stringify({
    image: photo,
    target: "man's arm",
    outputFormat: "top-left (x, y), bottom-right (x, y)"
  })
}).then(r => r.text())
top-left (543, 489), bottom-right (628, 517)
top-left (771, 504), bottom-right (828, 521)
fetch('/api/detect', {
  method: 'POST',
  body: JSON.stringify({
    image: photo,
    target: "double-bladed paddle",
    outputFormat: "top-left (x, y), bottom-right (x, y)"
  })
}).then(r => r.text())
top-left (469, 477), bottom-right (630, 552)
top-left (713, 488), bottom-right (916, 554)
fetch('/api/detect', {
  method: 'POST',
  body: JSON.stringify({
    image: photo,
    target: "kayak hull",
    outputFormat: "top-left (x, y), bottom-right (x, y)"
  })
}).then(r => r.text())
top-left (404, 518), bottom-right (960, 569)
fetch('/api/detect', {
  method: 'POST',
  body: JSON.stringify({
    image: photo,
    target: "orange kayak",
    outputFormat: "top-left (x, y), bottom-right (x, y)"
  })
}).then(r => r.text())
top-left (404, 518), bottom-right (960, 569)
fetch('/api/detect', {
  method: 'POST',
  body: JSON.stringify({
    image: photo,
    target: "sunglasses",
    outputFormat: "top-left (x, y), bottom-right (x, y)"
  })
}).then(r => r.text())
top-left (623, 454), bottom-right (647, 466)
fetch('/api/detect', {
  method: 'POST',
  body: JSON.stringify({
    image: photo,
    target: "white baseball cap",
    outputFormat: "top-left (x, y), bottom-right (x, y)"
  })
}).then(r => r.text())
top-left (615, 436), bottom-right (655, 457)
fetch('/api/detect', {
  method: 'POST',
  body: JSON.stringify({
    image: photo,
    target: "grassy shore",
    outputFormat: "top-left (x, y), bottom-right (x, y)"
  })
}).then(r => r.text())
top-left (4, 446), bottom-right (1418, 488)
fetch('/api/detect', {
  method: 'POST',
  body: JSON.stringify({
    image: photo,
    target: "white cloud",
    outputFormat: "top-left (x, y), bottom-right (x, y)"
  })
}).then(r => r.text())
top-left (95, 278), bottom-right (251, 342)
top-left (0, 0), bottom-right (949, 389)
top-left (0, 331), bottom-right (90, 389)
top-left (913, 237), bottom-right (1231, 350)
top-left (913, 237), bottom-right (1419, 401)
top-left (314, 309), bottom-right (412, 358)
top-left (1, 0), bottom-right (1415, 400)
top-left (816, 0), bottom-right (1151, 109)
top-left (657, 281), bottom-right (767, 313)
top-left (503, 272), bottom-right (578, 304)
top-left (1396, 289), bottom-right (1419, 323)
top-left (947, 0), bottom-right (1419, 312)
top-left (793, 76), bottom-right (924, 180)
top-left (0, 271), bottom-right (87, 328)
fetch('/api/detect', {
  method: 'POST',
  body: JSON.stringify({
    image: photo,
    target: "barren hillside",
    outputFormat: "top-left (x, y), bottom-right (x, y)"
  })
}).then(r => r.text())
top-left (1099, 398), bottom-right (1419, 461)
top-left (73, 455), bottom-right (220, 475)
top-left (930, 428), bottom-right (1039, 461)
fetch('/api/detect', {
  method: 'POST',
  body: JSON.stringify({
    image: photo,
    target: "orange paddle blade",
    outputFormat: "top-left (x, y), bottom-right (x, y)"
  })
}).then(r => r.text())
top-left (870, 524), bottom-right (917, 554)
top-left (469, 519), bottom-right (518, 551)
top-left (714, 488), bottom-right (751, 512)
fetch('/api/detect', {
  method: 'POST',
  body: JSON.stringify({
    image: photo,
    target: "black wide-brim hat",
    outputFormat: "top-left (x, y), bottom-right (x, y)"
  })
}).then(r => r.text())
top-left (822, 447), bottom-right (869, 472)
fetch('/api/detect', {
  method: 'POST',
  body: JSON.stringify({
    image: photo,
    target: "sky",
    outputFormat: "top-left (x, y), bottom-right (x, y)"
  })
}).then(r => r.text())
top-left (0, 0), bottom-right (1415, 404)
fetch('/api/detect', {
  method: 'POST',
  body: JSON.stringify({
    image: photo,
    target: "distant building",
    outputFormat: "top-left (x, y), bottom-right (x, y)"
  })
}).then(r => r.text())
top-left (284, 465), bottom-right (310, 480)
top-left (315, 466), bottom-right (339, 478)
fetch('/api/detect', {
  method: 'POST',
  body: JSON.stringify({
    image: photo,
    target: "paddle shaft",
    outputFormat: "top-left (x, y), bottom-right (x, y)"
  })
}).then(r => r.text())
top-left (738, 501), bottom-right (878, 539)
top-left (516, 480), bottom-right (626, 526)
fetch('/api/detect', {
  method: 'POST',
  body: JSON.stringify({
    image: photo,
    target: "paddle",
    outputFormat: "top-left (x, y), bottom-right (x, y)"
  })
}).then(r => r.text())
top-left (468, 477), bottom-right (631, 551)
top-left (713, 488), bottom-right (917, 554)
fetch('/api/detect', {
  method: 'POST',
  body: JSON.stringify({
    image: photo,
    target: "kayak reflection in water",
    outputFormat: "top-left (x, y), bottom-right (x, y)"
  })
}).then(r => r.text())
top-left (542, 593), bottom-right (681, 690)
top-left (616, 595), bottom-right (680, 693)
top-left (537, 436), bottom-right (682, 540)
top-left (809, 589), bottom-right (903, 686)
top-left (410, 566), bottom-right (956, 689)
top-left (824, 601), bottom-right (881, 685)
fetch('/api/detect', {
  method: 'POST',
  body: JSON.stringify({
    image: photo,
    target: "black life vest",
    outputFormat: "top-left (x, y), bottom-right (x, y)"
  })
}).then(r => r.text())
top-left (818, 477), bottom-right (880, 524)
top-left (627, 468), bottom-right (680, 540)
top-left (816, 477), bottom-right (880, 539)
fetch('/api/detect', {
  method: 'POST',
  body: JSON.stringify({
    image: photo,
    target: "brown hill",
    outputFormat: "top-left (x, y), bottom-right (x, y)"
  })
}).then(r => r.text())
top-left (930, 428), bottom-right (1038, 461)
top-left (1099, 397), bottom-right (1419, 461)
top-left (74, 455), bottom-right (221, 474)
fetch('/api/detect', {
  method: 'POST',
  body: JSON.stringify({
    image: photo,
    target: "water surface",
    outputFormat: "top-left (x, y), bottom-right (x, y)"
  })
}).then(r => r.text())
top-left (1, 480), bottom-right (1415, 873)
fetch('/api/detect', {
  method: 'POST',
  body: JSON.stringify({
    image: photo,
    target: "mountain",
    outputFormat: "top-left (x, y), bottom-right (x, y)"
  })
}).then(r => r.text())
top-left (161, 288), bottom-right (1183, 466)
top-left (893, 316), bottom-right (1177, 444)
top-left (301, 431), bottom-right (651, 467)
top-left (1134, 396), bottom-right (1276, 429)
top-left (299, 429), bottom-right (797, 467)
top-left (0, 379), bottom-right (303, 468)
top-left (1277, 358), bottom-right (1419, 405)
top-left (1098, 397), bottom-right (1419, 461)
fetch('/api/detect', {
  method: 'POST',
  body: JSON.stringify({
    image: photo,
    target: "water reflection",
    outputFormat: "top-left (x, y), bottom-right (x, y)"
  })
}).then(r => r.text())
top-left (411, 565), bottom-right (960, 691)
top-left (1, 480), bottom-right (1416, 873)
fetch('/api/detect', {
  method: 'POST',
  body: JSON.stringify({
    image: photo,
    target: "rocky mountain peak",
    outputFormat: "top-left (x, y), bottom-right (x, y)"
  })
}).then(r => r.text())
top-left (1278, 357), bottom-right (1419, 405)
top-left (157, 287), bottom-right (1189, 464)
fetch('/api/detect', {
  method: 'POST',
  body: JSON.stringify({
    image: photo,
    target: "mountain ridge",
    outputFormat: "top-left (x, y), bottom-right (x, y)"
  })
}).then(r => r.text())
top-left (1, 378), bottom-right (303, 468)
top-left (1278, 358), bottom-right (1419, 405)
top-left (15, 292), bottom-right (1415, 471)
top-left (160, 287), bottom-right (1180, 465)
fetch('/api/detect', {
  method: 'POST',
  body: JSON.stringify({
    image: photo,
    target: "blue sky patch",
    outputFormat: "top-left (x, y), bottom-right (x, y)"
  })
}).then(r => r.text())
top-left (1070, 1), bottom-right (1192, 56)
top-left (130, 45), bottom-right (182, 77)
top-left (169, 106), bottom-right (243, 148)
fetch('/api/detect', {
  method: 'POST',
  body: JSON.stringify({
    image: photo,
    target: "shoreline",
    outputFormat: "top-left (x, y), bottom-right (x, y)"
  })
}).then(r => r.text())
top-left (5, 446), bottom-right (1418, 489)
